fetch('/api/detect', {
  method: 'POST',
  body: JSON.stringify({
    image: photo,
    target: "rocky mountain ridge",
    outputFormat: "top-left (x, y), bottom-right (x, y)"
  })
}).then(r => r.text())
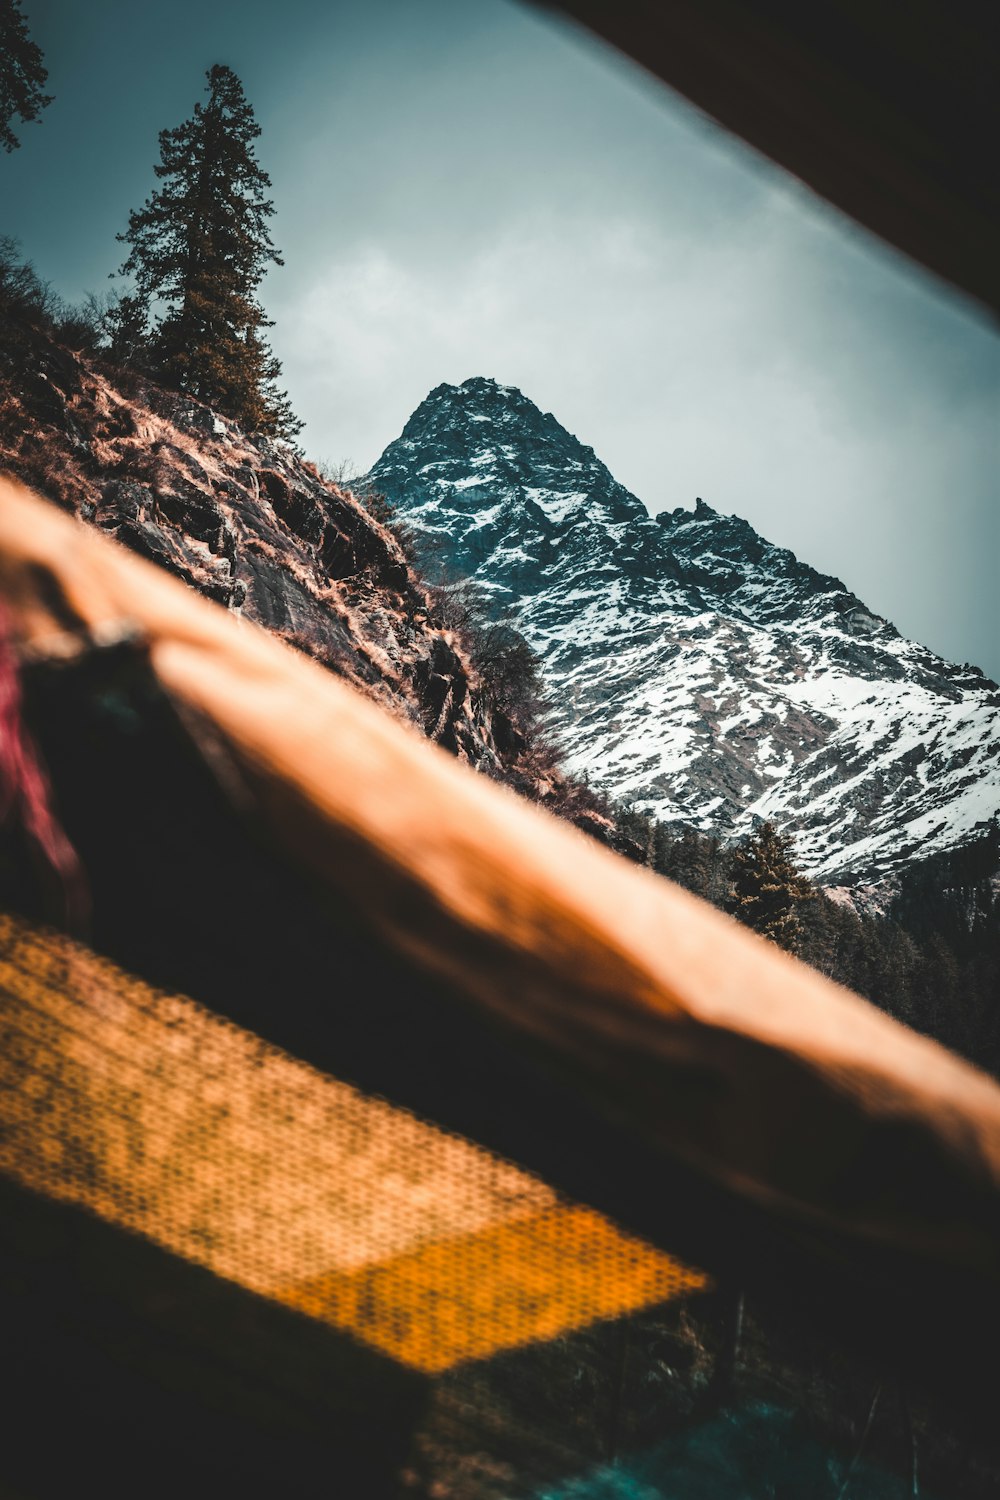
top-left (365, 377), bottom-right (1000, 885)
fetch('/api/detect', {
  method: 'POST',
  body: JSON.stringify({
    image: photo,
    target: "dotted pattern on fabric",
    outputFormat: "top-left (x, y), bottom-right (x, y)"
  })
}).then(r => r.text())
top-left (0, 912), bottom-right (708, 1373)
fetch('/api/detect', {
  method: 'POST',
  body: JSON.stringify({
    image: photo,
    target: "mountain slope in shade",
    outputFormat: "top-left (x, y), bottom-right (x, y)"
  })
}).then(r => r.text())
top-left (366, 377), bottom-right (1000, 884)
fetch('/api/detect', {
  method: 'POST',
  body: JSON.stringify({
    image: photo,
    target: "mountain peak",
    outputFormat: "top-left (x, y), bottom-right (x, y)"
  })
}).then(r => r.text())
top-left (420, 375), bottom-right (527, 412)
top-left (459, 375), bottom-right (517, 396)
top-left (399, 376), bottom-right (550, 448)
top-left (464, 377), bottom-right (538, 418)
top-left (364, 380), bottom-right (1000, 885)
top-left (375, 377), bottom-right (648, 540)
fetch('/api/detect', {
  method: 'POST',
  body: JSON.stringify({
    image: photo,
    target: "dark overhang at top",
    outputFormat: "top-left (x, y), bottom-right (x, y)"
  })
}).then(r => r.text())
top-left (533, 0), bottom-right (1000, 320)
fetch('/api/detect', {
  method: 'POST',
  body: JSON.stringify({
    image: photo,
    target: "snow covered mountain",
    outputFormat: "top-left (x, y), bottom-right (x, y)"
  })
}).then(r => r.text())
top-left (364, 377), bottom-right (1000, 885)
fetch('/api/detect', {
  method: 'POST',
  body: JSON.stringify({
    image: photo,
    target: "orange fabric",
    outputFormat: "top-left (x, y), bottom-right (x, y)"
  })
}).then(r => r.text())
top-left (1, 476), bottom-right (999, 1283)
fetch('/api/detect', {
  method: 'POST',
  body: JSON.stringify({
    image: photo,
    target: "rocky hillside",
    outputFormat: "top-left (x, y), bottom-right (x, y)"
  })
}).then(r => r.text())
top-left (366, 377), bottom-right (1000, 886)
top-left (0, 324), bottom-right (609, 837)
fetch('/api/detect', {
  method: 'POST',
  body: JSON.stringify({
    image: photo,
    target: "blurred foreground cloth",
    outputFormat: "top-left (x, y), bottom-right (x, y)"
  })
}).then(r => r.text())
top-left (1, 475), bottom-right (998, 1314)
top-left (0, 476), bottom-right (999, 1499)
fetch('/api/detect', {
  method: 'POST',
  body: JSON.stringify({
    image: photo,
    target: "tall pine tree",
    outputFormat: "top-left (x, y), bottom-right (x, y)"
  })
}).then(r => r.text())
top-left (117, 65), bottom-right (299, 440)
top-left (0, 0), bottom-right (52, 152)
top-left (727, 820), bottom-right (814, 953)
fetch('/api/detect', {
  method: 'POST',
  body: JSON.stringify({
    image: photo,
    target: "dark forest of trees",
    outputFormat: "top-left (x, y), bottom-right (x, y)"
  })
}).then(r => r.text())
top-left (614, 802), bottom-right (1000, 1075)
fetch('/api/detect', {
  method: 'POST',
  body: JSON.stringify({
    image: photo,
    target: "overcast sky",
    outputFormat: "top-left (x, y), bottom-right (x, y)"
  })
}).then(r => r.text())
top-left (7, 0), bottom-right (999, 678)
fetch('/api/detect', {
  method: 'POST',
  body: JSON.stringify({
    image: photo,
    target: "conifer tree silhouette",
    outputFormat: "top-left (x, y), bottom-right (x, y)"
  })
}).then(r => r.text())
top-left (117, 65), bottom-right (299, 439)
top-left (0, 0), bottom-right (52, 152)
top-left (728, 820), bottom-right (814, 953)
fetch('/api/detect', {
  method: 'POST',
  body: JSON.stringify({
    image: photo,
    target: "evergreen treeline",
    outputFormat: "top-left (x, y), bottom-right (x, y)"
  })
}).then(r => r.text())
top-left (615, 804), bottom-right (1000, 1075)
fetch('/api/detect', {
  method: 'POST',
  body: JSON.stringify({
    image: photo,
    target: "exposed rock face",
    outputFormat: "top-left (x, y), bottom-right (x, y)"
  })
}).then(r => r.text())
top-left (0, 333), bottom-right (562, 798)
top-left (366, 377), bottom-right (1000, 884)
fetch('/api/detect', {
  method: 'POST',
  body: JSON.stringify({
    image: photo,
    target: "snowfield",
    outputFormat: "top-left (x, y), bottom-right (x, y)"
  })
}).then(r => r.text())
top-left (366, 377), bottom-right (1000, 884)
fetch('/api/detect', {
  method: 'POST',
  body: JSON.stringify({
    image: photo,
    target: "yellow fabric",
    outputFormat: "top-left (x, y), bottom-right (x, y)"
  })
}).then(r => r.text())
top-left (0, 913), bottom-right (707, 1372)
